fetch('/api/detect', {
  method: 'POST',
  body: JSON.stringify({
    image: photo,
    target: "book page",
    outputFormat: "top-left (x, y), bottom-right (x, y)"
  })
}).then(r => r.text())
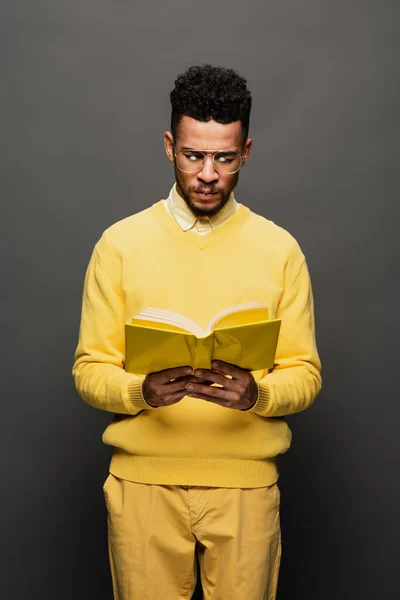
top-left (130, 317), bottom-right (189, 334)
top-left (132, 307), bottom-right (206, 338)
top-left (206, 301), bottom-right (269, 333)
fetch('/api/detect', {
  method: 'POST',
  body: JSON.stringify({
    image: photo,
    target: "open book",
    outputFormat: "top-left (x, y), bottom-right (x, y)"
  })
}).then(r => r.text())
top-left (125, 301), bottom-right (281, 375)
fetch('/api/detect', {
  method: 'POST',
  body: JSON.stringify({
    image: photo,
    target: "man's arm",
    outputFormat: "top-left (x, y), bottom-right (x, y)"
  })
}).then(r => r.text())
top-left (186, 255), bottom-right (322, 417)
top-left (73, 233), bottom-right (222, 414)
top-left (72, 238), bottom-right (155, 415)
top-left (248, 258), bottom-right (322, 417)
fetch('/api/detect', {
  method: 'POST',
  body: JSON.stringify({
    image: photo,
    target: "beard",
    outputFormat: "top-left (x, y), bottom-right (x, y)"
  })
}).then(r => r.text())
top-left (174, 164), bottom-right (239, 218)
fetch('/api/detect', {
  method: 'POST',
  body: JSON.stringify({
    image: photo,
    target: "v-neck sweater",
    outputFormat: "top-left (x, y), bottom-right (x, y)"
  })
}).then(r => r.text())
top-left (72, 195), bottom-right (322, 488)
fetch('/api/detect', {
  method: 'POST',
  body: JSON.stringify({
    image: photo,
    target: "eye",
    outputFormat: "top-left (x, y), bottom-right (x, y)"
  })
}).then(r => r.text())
top-left (216, 155), bottom-right (234, 163)
top-left (183, 152), bottom-right (203, 162)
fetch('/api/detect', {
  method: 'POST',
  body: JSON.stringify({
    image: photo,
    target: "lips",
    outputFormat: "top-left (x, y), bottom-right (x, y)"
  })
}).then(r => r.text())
top-left (194, 190), bottom-right (218, 199)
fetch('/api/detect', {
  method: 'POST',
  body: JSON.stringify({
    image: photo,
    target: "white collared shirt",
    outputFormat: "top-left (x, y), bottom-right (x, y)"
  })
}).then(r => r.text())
top-left (163, 183), bottom-right (238, 235)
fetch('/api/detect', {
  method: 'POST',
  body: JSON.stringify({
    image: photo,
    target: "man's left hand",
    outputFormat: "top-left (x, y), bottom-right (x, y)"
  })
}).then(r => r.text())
top-left (185, 360), bottom-right (258, 411)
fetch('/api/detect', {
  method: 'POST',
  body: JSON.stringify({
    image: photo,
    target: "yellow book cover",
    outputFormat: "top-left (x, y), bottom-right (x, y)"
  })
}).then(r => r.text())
top-left (125, 301), bottom-right (281, 375)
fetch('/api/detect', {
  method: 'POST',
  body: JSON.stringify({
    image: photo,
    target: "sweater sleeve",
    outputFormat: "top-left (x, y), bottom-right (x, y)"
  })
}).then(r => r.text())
top-left (72, 238), bottom-right (156, 415)
top-left (248, 257), bottom-right (322, 418)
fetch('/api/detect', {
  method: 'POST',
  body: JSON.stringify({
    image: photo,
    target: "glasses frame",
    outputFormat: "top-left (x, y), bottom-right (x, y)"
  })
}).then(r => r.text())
top-left (174, 148), bottom-right (244, 175)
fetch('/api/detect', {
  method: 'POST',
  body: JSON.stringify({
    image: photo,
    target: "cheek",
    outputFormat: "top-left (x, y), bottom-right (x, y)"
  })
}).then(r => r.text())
top-left (222, 174), bottom-right (238, 191)
top-left (176, 170), bottom-right (192, 189)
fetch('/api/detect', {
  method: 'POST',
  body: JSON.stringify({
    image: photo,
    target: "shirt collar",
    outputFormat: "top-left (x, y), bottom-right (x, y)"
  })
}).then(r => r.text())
top-left (166, 183), bottom-right (237, 232)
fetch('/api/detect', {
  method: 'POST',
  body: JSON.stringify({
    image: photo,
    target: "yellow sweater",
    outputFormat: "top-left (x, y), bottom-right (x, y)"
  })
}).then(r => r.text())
top-left (72, 191), bottom-right (322, 488)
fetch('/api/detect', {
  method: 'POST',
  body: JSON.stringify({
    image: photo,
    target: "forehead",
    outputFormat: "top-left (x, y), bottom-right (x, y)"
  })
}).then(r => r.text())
top-left (176, 116), bottom-right (243, 150)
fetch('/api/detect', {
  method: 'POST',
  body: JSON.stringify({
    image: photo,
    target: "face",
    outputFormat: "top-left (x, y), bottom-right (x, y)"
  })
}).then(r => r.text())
top-left (164, 116), bottom-right (252, 218)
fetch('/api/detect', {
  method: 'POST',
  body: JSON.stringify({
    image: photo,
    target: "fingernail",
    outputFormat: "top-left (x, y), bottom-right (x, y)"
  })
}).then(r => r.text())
top-left (186, 384), bottom-right (194, 391)
top-left (212, 361), bottom-right (218, 368)
top-left (194, 370), bottom-right (202, 377)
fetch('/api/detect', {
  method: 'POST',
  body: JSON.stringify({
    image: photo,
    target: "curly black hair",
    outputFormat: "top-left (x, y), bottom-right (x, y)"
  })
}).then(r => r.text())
top-left (170, 64), bottom-right (252, 142)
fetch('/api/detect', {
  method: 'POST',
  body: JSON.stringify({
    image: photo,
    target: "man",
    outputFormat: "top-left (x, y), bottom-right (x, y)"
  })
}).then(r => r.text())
top-left (72, 64), bottom-right (321, 600)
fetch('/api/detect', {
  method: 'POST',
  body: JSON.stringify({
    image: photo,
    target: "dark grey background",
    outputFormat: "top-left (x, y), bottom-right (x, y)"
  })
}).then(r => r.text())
top-left (1, 1), bottom-right (399, 599)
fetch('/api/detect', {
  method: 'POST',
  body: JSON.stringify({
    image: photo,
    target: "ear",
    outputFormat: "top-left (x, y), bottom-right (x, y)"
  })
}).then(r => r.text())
top-left (164, 131), bottom-right (175, 163)
top-left (241, 138), bottom-right (253, 165)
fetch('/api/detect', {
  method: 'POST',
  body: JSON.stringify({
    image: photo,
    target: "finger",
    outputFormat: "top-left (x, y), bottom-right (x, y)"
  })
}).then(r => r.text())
top-left (185, 379), bottom-right (216, 388)
top-left (165, 376), bottom-right (209, 393)
top-left (211, 360), bottom-right (246, 380)
top-left (171, 374), bottom-right (208, 384)
top-left (186, 383), bottom-right (240, 403)
top-left (152, 366), bottom-right (193, 384)
top-left (193, 369), bottom-right (236, 389)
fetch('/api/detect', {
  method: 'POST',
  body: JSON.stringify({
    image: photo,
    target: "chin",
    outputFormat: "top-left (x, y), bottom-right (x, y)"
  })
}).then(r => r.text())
top-left (191, 195), bottom-right (221, 207)
top-left (188, 196), bottom-right (223, 216)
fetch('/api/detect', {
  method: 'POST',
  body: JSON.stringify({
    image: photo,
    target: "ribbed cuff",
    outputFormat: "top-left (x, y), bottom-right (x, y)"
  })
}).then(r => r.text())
top-left (127, 376), bottom-right (157, 412)
top-left (248, 382), bottom-right (272, 417)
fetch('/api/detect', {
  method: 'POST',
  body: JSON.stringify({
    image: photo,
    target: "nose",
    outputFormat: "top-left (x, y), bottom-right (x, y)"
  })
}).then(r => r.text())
top-left (197, 155), bottom-right (219, 183)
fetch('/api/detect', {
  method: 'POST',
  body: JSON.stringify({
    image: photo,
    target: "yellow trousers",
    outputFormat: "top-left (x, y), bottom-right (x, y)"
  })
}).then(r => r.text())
top-left (103, 474), bottom-right (281, 600)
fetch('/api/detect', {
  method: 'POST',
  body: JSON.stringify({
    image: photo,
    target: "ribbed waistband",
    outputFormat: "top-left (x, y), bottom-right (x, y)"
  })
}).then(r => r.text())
top-left (109, 452), bottom-right (278, 488)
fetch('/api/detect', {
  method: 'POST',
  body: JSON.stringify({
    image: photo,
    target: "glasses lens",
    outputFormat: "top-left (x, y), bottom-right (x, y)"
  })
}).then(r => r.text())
top-left (176, 151), bottom-right (242, 174)
top-left (214, 152), bottom-right (242, 174)
top-left (176, 151), bottom-right (205, 173)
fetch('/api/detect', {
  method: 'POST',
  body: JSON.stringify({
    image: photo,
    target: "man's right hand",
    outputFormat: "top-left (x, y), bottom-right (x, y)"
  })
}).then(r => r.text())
top-left (142, 366), bottom-right (209, 408)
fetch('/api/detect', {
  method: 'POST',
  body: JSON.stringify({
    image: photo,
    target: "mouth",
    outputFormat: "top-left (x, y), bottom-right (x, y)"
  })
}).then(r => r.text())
top-left (194, 190), bottom-right (219, 201)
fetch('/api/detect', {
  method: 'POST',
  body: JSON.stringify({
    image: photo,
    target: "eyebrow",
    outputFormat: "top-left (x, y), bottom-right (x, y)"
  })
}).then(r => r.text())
top-left (180, 147), bottom-right (239, 153)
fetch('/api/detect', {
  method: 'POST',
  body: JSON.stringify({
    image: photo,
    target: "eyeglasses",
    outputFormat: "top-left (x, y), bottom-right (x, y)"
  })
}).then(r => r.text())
top-left (175, 149), bottom-right (243, 175)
